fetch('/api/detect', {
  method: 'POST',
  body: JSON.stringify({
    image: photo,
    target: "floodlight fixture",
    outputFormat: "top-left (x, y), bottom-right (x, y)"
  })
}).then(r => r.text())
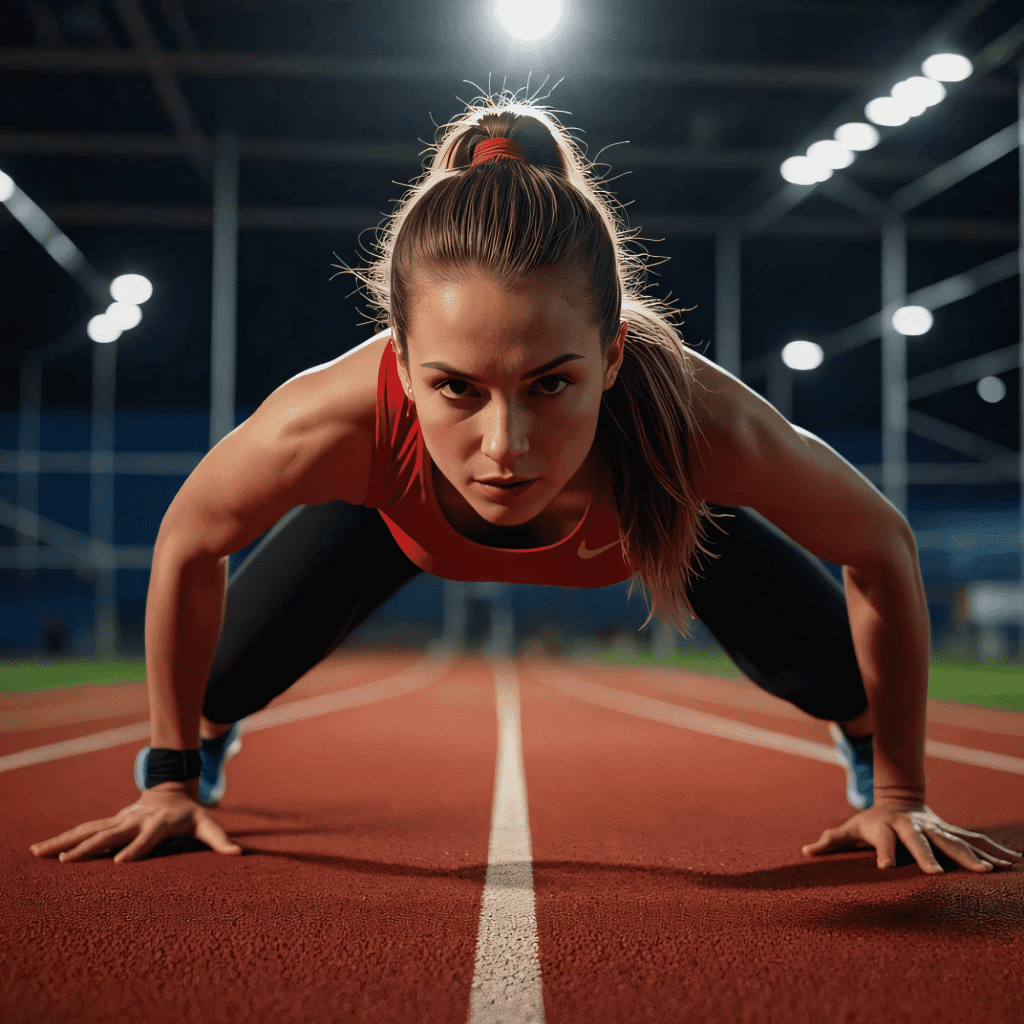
top-left (892, 76), bottom-right (946, 109)
top-left (976, 375), bottom-right (1006, 403)
top-left (865, 97), bottom-right (910, 126)
top-left (806, 140), bottom-right (854, 170)
top-left (782, 340), bottom-right (824, 371)
top-left (834, 123), bottom-right (879, 151)
top-left (922, 53), bottom-right (973, 82)
top-left (891, 305), bottom-right (933, 336)
top-left (495, 0), bottom-right (562, 40)
top-left (780, 155), bottom-right (831, 185)
top-left (105, 301), bottom-right (142, 331)
top-left (87, 314), bottom-right (122, 344)
top-left (0, 170), bottom-right (14, 203)
top-left (110, 273), bottom-right (153, 304)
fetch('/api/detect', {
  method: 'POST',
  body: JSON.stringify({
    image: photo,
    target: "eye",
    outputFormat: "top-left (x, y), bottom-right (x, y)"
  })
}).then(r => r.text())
top-left (532, 374), bottom-right (573, 393)
top-left (434, 378), bottom-right (477, 397)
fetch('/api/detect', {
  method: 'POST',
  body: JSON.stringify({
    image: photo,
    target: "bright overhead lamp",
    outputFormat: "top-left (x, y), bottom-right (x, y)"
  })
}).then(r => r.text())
top-left (891, 305), bottom-right (933, 336)
top-left (780, 156), bottom-right (831, 185)
top-left (892, 76), bottom-right (946, 109)
top-left (110, 273), bottom-right (153, 304)
top-left (976, 376), bottom-right (1006, 404)
top-left (495, 0), bottom-right (563, 40)
top-left (105, 301), bottom-right (142, 331)
top-left (0, 170), bottom-right (13, 203)
top-left (865, 97), bottom-right (910, 126)
top-left (806, 140), bottom-right (854, 170)
top-left (834, 123), bottom-right (879, 151)
top-left (782, 340), bottom-right (824, 371)
top-left (922, 53), bottom-right (973, 82)
top-left (87, 314), bottom-right (122, 344)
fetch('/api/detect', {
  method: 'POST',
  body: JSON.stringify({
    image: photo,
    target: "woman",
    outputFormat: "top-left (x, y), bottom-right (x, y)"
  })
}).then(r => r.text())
top-left (31, 95), bottom-right (1020, 875)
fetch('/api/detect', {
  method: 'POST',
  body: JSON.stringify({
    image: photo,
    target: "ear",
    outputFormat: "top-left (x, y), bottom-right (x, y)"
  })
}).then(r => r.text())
top-left (604, 320), bottom-right (627, 390)
top-left (390, 335), bottom-right (414, 398)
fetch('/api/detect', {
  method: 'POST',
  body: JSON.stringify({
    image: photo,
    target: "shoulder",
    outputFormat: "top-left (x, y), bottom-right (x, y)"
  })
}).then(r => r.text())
top-left (261, 327), bottom-right (393, 506)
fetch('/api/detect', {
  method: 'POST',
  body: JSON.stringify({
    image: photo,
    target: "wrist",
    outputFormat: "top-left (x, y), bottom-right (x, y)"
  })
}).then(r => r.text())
top-left (874, 783), bottom-right (926, 809)
top-left (145, 747), bottom-right (201, 788)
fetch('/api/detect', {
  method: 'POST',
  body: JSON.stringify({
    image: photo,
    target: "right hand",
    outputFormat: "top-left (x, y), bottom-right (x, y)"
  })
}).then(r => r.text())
top-left (29, 784), bottom-right (243, 864)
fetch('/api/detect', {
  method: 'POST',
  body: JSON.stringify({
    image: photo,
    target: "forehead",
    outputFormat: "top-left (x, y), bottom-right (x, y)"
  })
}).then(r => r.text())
top-left (406, 266), bottom-right (596, 355)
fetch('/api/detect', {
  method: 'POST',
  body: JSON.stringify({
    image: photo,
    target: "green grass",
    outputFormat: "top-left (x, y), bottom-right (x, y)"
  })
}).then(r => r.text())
top-left (0, 656), bottom-right (147, 692)
top-left (580, 646), bottom-right (1024, 713)
top-left (1, 648), bottom-right (1021, 713)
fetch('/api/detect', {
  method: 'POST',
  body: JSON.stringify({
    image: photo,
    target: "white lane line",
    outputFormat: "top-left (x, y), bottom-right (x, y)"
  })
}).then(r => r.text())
top-left (539, 670), bottom-right (1024, 776)
top-left (468, 660), bottom-right (545, 1024)
top-left (0, 654), bottom-right (452, 775)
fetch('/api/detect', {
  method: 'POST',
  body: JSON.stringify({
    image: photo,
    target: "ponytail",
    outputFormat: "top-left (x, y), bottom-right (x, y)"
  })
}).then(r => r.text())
top-left (348, 92), bottom-right (721, 638)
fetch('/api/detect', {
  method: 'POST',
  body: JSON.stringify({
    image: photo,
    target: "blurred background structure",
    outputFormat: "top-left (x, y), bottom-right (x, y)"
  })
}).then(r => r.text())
top-left (0, 0), bottom-right (1021, 663)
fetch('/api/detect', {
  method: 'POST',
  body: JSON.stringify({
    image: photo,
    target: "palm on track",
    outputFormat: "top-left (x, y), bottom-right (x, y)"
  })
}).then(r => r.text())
top-left (802, 803), bottom-right (1023, 874)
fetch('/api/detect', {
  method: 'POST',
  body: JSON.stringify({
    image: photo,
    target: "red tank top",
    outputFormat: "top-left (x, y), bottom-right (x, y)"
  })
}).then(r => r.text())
top-left (363, 343), bottom-right (632, 587)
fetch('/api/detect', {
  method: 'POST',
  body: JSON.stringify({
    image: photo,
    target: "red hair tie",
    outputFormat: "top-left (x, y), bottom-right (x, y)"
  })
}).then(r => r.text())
top-left (471, 137), bottom-right (528, 166)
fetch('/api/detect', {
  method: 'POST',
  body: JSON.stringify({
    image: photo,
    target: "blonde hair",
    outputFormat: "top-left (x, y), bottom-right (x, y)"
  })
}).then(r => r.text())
top-left (348, 92), bottom-right (720, 638)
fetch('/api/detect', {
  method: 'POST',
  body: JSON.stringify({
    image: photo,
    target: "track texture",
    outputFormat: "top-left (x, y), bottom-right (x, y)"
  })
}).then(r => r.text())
top-left (2, 652), bottom-right (1022, 1024)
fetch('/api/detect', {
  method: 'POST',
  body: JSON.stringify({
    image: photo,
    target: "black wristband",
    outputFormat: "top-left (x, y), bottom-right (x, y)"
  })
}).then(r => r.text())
top-left (145, 748), bottom-right (201, 787)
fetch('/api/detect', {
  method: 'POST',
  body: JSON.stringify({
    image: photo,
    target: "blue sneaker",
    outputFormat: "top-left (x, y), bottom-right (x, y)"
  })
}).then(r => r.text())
top-left (134, 722), bottom-right (242, 807)
top-left (828, 722), bottom-right (873, 810)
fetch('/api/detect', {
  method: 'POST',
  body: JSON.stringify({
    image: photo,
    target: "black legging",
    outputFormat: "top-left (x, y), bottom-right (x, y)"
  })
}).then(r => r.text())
top-left (202, 501), bottom-right (868, 725)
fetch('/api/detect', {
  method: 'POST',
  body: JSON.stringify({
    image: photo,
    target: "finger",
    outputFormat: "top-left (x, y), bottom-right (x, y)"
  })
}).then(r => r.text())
top-left (802, 826), bottom-right (863, 857)
top-left (30, 819), bottom-right (113, 858)
top-left (59, 825), bottom-right (135, 863)
top-left (114, 822), bottom-right (165, 864)
top-left (869, 823), bottom-right (898, 870)
top-left (918, 821), bottom-right (1023, 862)
top-left (925, 829), bottom-right (1010, 872)
top-left (896, 821), bottom-right (944, 874)
top-left (194, 814), bottom-right (243, 856)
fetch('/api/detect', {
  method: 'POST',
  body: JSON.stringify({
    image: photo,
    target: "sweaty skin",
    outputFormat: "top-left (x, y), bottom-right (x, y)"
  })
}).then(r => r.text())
top-left (29, 267), bottom-right (1023, 875)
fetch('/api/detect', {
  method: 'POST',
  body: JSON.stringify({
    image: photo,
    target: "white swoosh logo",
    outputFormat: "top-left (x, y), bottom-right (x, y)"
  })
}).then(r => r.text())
top-left (577, 539), bottom-right (622, 560)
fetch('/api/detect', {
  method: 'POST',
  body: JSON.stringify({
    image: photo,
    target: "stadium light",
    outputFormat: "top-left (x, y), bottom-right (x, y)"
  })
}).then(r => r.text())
top-left (834, 123), bottom-right (879, 151)
top-left (0, 170), bottom-right (14, 203)
top-left (865, 97), bottom-right (911, 126)
top-left (495, 0), bottom-right (562, 40)
top-left (891, 305), bottom-right (933, 336)
top-left (922, 53), bottom-right (973, 82)
top-left (806, 140), bottom-right (854, 170)
top-left (781, 340), bottom-right (824, 371)
top-left (110, 273), bottom-right (153, 304)
top-left (87, 314), bottom-right (122, 344)
top-left (976, 375), bottom-right (1006, 403)
top-left (105, 301), bottom-right (142, 330)
top-left (780, 156), bottom-right (831, 185)
top-left (892, 76), bottom-right (946, 111)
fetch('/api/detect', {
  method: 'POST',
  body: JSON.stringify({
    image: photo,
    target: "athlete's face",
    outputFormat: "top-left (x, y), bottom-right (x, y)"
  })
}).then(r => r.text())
top-left (393, 267), bottom-right (625, 528)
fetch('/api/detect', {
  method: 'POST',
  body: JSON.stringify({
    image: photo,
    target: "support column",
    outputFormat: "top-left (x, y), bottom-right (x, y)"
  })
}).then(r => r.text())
top-left (766, 361), bottom-right (793, 421)
top-left (881, 215), bottom-right (908, 516)
top-left (90, 338), bottom-right (119, 657)
top-left (1018, 59), bottom-right (1023, 584)
top-left (210, 131), bottom-right (238, 450)
top-left (16, 351), bottom-right (43, 580)
top-left (714, 229), bottom-right (742, 378)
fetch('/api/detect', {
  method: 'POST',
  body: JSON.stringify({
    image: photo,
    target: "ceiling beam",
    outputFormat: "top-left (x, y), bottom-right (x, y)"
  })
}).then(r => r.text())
top-left (0, 130), bottom-right (944, 179)
top-left (1, 200), bottom-right (1014, 243)
top-left (108, 0), bottom-right (210, 182)
top-left (0, 45), bottom-right (1015, 95)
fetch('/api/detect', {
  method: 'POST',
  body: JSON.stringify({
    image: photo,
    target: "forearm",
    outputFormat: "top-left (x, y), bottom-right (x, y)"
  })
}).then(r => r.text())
top-left (842, 536), bottom-right (930, 800)
top-left (144, 540), bottom-right (229, 750)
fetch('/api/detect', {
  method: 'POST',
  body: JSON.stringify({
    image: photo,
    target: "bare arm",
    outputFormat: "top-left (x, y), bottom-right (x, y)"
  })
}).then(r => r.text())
top-left (31, 338), bottom-right (381, 861)
top-left (688, 366), bottom-right (1021, 873)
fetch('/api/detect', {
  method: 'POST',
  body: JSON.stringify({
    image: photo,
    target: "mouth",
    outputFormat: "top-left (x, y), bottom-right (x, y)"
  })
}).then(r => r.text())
top-left (475, 478), bottom-right (537, 497)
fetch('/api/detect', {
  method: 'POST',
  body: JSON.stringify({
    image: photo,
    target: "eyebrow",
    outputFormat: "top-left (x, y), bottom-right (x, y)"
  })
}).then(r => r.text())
top-left (419, 353), bottom-right (585, 382)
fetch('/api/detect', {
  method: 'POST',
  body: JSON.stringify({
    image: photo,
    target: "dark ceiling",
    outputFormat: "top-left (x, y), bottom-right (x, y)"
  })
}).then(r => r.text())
top-left (0, 0), bottom-right (1020, 498)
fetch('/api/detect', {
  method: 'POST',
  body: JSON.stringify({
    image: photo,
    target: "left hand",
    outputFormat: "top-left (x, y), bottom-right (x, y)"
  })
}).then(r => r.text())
top-left (802, 800), bottom-right (1023, 874)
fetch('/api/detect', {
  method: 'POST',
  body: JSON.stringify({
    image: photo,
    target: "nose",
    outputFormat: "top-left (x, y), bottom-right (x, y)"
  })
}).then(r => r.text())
top-left (484, 396), bottom-right (530, 469)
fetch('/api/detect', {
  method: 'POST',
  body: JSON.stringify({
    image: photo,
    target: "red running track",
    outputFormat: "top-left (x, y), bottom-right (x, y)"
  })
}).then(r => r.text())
top-left (1, 651), bottom-right (1022, 1024)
